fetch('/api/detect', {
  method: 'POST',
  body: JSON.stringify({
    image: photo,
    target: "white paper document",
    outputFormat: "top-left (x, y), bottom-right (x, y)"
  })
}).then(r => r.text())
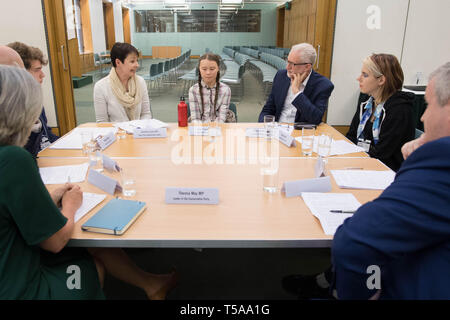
top-left (302, 192), bottom-right (361, 235)
top-left (50, 127), bottom-right (117, 149)
top-left (114, 119), bottom-right (168, 133)
top-left (295, 137), bottom-right (365, 155)
top-left (331, 170), bottom-right (396, 190)
top-left (75, 192), bottom-right (107, 222)
top-left (39, 163), bottom-right (89, 184)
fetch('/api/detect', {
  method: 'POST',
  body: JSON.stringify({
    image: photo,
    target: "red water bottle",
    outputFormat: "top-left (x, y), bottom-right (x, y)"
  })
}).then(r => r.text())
top-left (178, 96), bottom-right (187, 127)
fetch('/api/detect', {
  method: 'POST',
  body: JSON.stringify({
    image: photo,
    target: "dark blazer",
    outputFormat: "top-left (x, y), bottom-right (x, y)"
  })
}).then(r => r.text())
top-left (258, 69), bottom-right (334, 125)
top-left (24, 108), bottom-right (59, 158)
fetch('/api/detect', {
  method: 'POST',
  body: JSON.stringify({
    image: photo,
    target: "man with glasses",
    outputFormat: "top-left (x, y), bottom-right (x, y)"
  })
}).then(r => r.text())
top-left (258, 43), bottom-right (334, 125)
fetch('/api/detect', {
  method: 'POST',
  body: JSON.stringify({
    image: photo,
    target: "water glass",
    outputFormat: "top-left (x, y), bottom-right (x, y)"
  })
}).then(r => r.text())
top-left (264, 115), bottom-right (276, 139)
top-left (116, 127), bottom-right (126, 140)
top-left (88, 150), bottom-right (103, 172)
top-left (317, 134), bottom-right (332, 159)
top-left (261, 167), bottom-right (279, 193)
top-left (80, 131), bottom-right (93, 155)
top-left (301, 125), bottom-right (316, 156)
top-left (120, 167), bottom-right (136, 197)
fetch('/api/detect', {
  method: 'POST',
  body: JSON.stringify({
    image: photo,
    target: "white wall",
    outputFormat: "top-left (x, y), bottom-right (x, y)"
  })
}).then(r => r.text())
top-left (89, 0), bottom-right (107, 53)
top-left (113, 0), bottom-right (124, 43)
top-left (0, 0), bottom-right (57, 127)
top-left (328, 0), bottom-right (450, 126)
top-left (328, 0), bottom-right (409, 125)
top-left (401, 0), bottom-right (450, 85)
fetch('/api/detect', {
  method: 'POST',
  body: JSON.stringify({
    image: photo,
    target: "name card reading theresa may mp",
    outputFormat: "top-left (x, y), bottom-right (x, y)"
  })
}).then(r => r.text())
top-left (165, 187), bottom-right (219, 204)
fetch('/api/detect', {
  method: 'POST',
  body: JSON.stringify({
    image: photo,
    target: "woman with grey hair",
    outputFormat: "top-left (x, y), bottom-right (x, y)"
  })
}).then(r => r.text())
top-left (0, 66), bottom-right (177, 299)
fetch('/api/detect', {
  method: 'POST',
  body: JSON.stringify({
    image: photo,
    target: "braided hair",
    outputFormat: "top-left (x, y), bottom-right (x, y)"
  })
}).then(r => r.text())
top-left (197, 53), bottom-right (221, 121)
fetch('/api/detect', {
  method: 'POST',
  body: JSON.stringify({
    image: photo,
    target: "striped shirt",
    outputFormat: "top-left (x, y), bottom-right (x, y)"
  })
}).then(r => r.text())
top-left (188, 80), bottom-right (231, 123)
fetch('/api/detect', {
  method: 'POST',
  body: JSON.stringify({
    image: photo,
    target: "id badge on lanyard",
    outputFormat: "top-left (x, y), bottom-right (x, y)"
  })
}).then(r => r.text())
top-left (357, 138), bottom-right (371, 152)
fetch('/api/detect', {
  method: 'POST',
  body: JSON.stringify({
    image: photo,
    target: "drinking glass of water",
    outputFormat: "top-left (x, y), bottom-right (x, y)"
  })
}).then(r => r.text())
top-left (120, 167), bottom-right (136, 197)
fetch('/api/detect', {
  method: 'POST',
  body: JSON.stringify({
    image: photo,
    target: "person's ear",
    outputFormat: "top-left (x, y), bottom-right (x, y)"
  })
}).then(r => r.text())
top-left (378, 75), bottom-right (386, 86)
top-left (115, 58), bottom-right (122, 67)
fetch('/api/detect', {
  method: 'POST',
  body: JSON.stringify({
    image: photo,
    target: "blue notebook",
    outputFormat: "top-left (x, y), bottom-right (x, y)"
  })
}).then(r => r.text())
top-left (81, 198), bottom-right (146, 235)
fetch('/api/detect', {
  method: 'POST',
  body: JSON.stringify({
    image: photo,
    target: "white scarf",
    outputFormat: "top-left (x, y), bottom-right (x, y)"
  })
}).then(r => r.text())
top-left (109, 68), bottom-right (142, 120)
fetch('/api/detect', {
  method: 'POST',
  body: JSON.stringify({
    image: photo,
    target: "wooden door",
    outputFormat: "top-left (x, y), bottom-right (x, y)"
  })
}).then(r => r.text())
top-left (276, 7), bottom-right (285, 48)
top-left (103, 2), bottom-right (115, 50)
top-left (42, 0), bottom-right (77, 135)
top-left (123, 8), bottom-right (131, 44)
top-left (314, 0), bottom-right (337, 78)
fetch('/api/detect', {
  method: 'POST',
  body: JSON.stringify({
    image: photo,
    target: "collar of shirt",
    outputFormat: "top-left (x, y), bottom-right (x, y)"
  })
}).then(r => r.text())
top-left (200, 79), bottom-right (218, 89)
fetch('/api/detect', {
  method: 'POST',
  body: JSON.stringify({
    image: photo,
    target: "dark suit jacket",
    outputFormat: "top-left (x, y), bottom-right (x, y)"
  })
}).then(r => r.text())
top-left (258, 69), bottom-right (334, 125)
top-left (24, 108), bottom-right (59, 158)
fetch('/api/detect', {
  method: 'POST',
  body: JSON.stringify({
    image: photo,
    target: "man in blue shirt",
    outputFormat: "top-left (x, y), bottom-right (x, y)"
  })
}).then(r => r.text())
top-left (332, 62), bottom-right (450, 299)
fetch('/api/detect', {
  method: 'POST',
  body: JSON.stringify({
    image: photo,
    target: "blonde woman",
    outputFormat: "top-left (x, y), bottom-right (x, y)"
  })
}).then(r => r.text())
top-left (94, 42), bottom-right (152, 122)
top-left (346, 53), bottom-right (415, 171)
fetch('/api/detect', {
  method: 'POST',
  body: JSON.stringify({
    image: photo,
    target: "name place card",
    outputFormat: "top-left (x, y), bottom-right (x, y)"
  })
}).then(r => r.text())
top-left (188, 126), bottom-right (221, 137)
top-left (102, 154), bottom-right (120, 172)
top-left (189, 126), bottom-right (209, 136)
top-left (314, 157), bottom-right (326, 177)
top-left (165, 187), bottom-right (219, 204)
top-left (87, 169), bottom-right (122, 195)
top-left (96, 131), bottom-right (116, 150)
top-left (276, 128), bottom-right (296, 147)
top-left (133, 127), bottom-right (167, 138)
top-left (281, 176), bottom-right (332, 198)
top-left (245, 128), bottom-right (273, 138)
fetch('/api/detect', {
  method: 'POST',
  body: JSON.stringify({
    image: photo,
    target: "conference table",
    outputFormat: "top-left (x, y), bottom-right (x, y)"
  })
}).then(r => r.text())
top-left (38, 122), bottom-right (389, 248)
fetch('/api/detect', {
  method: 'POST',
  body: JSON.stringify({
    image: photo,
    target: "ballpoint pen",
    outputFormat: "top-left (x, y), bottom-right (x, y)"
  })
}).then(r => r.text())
top-left (330, 210), bottom-right (356, 214)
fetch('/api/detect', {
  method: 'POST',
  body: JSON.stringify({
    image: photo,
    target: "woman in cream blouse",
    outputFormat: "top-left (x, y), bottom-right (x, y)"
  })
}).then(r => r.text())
top-left (94, 42), bottom-right (152, 122)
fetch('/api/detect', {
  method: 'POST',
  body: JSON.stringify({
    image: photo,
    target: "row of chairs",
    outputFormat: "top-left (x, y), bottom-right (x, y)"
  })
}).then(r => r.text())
top-left (258, 47), bottom-right (288, 59)
top-left (93, 50), bottom-right (111, 75)
top-left (144, 50), bottom-right (191, 95)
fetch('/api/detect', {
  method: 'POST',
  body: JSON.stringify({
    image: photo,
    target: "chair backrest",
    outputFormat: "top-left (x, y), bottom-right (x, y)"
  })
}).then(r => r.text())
top-left (164, 60), bottom-right (170, 72)
top-left (150, 64), bottom-right (158, 76)
top-left (158, 62), bottom-right (163, 74)
top-left (94, 53), bottom-right (100, 62)
top-left (229, 102), bottom-right (237, 121)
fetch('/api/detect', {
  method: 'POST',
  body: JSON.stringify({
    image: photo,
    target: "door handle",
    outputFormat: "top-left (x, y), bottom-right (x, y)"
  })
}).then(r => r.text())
top-left (316, 44), bottom-right (320, 69)
top-left (61, 45), bottom-right (67, 71)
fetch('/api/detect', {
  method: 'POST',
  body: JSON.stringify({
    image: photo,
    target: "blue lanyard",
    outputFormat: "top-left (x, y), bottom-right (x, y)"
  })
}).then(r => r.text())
top-left (357, 97), bottom-right (384, 144)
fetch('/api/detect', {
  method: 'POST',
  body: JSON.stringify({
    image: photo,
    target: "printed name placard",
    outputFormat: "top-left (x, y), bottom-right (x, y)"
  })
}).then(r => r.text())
top-left (133, 127), bottom-right (167, 138)
top-left (96, 132), bottom-right (116, 150)
top-left (189, 126), bottom-right (209, 136)
top-left (165, 187), bottom-right (219, 204)
top-left (245, 128), bottom-right (270, 138)
top-left (281, 176), bottom-right (332, 198)
top-left (276, 128), bottom-right (296, 147)
top-left (102, 154), bottom-right (120, 172)
top-left (87, 169), bottom-right (122, 195)
top-left (314, 157), bottom-right (326, 177)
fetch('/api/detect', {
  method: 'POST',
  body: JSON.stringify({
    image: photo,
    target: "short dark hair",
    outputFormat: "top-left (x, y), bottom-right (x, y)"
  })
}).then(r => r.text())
top-left (7, 42), bottom-right (48, 70)
top-left (110, 42), bottom-right (139, 68)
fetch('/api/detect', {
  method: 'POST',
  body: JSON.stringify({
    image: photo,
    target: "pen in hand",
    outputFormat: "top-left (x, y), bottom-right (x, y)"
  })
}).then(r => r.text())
top-left (330, 210), bottom-right (356, 214)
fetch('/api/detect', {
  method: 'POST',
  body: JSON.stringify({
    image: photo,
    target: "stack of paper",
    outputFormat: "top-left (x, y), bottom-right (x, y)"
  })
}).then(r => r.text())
top-left (39, 163), bottom-right (90, 184)
top-left (75, 193), bottom-right (107, 222)
top-left (50, 127), bottom-right (117, 149)
top-left (302, 192), bottom-right (361, 235)
top-left (114, 119), bottom-right (168, 133)
top-left (331, 170), bottom-right (396, 190)
top-left (295, 137), bottom-right (365, 155)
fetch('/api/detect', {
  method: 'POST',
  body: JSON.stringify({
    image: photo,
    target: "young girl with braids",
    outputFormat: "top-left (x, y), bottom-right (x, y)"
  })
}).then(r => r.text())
top-left (188, 53), bottom-right (231, 123)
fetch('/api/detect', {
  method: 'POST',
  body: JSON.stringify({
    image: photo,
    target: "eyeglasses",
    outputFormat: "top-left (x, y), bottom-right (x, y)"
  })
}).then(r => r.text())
top-left (286, 60), bottom-right (311, 67)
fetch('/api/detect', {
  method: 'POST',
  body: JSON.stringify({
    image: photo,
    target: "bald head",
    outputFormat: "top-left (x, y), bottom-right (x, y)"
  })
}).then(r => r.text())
top-left (0, 45), bottom-right (25, 68)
